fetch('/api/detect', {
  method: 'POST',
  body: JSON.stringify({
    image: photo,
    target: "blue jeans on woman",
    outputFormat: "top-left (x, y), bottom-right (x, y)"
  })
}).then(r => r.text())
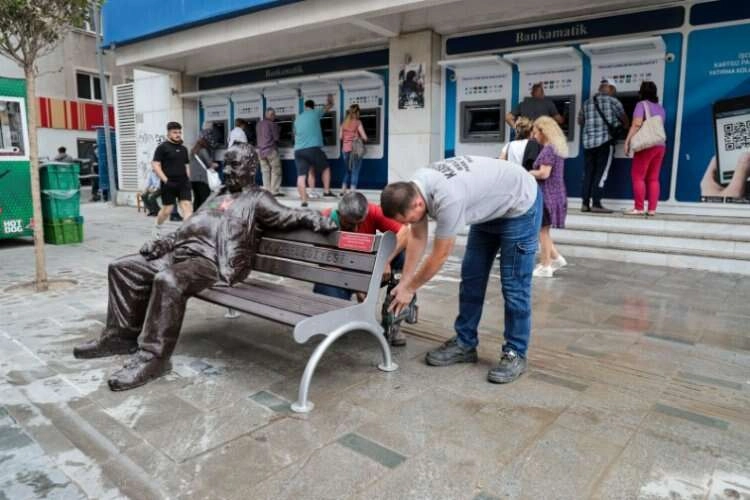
top-left (341, 152), bottom-right (363, 190)
top-left (454, 187), bottom-right (542, 357)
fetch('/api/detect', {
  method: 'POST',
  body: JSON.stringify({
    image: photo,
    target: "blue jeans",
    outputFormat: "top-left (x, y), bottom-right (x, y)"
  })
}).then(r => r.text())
top-left (313, 252), bottom-right (405, 300)
top-left (312, 283), bottom-right (353, 300)
top-left (341, 152), bottom-right (363, 189)
top-left (454, 188), bottom-right (542, 357)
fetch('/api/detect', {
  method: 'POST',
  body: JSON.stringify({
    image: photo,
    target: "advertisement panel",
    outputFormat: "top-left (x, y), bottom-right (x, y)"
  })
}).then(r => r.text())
top-left (676, 23), bottom-right (750, 204)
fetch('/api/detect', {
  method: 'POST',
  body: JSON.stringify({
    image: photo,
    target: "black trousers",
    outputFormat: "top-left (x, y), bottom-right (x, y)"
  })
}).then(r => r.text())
top-left (142, 191), bottom-right (160, 214)
top-left (582, 142), bottom-right (614, 207)
top-left (192, 182), bottom-right (211, 211)
top-left (105, 253), bottom-right (219, 359)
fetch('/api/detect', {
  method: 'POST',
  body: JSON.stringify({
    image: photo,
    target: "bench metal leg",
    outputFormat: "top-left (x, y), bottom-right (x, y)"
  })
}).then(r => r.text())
top-left (290, 322), bottom-right (399, 413)
top-left (224, 308), bottom-right (240, 319)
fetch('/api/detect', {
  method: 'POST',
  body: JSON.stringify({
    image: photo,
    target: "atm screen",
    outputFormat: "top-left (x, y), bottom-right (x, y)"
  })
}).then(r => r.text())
top-left (320, 112), bottom-right (337, 147)
top-left (209, 121), bottom-right (227, 147)
top-left (245, 118), bottom-right (259, 136)
top-left (460, 100), bottom-right (505, 143)
top-left (616, 93), bottom-right (639, 140)
top-left (359, 108), bottom-right (381, 144)
top-left (550, 95), bottom-right (575, 142)
top-left (276, 115), bottom-right (295, 148)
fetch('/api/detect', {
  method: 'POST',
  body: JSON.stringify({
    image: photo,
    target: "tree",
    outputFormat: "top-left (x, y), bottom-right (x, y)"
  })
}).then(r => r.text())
top-left (0, 0), bottom-right (99, 292)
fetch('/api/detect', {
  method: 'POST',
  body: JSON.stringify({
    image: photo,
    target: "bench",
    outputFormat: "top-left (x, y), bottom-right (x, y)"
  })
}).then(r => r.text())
top-left (194, 228), bottom-right (398, 413)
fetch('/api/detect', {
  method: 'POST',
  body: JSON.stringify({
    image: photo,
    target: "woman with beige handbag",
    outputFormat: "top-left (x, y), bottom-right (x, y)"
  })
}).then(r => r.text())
top-left (624, 81), bottom-right (667, 216)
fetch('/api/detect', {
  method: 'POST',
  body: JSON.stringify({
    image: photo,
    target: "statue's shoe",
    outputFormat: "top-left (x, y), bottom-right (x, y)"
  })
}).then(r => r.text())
top-left (108, 350), bottom-right (172, 391)
top-left (73, 334), bottom-right (138, 359)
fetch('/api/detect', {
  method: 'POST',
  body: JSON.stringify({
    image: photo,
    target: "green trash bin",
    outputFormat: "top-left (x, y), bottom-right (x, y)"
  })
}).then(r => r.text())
top-left (43, 216), bottom-right (84, 245)
top-left (40, 163), bottom-right (81, 220)
top-left (41, 189), bottom-right (80, 219)
top-left (40, 162), bottom-right (80, 190)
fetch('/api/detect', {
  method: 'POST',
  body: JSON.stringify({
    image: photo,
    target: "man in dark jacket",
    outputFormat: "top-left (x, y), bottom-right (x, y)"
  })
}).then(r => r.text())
top-left (73, 143), bottom-right (338, 391)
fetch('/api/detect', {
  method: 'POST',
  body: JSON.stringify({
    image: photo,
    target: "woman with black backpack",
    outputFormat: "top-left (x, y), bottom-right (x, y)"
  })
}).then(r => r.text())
top-left (339, 104), bottom-right (368, 195)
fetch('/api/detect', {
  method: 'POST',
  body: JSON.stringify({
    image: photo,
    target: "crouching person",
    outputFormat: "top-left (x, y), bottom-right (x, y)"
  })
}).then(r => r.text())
top-left (73, 144), bottom-right (338, 391)
top-left (313, 192), bottom-right (411, 346)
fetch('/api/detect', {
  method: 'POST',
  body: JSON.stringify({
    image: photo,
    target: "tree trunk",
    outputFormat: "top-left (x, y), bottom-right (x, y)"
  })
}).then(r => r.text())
top-left (25, 66), bottom-right (49, 292)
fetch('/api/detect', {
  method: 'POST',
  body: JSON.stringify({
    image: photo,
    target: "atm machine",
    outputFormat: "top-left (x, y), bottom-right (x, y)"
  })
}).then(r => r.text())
top-left (300, 82), bottom-right (340, 159)
top-left (581, 37), bottom-right (667, 158)
top-left (231, 90), bottom-right (263, 144)
top-left (200, 96), bottom-right (230, 160)
top-left (263, 87), bottom-right (299, 160)
top-left (438, 55), bottom-right (513, 157)
top-left (504, 47), bottom-right (583, 156)
top-left (341, 73), bottom-right (385, 160)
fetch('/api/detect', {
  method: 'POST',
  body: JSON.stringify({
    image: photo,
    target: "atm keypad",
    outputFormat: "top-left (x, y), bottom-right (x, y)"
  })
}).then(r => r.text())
top-left (350, 95), bottom-right (380, 106)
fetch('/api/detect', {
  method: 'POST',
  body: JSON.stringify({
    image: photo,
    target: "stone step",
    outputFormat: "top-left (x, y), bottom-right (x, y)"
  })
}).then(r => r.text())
top-left (555, 242), bottom-right (750, 275)
top-left (553, 228), bottom-right (750, 261)
top-left (567, 213), bottom-right (750, 241)
top-left (553, 212), bottom-right (750, 274)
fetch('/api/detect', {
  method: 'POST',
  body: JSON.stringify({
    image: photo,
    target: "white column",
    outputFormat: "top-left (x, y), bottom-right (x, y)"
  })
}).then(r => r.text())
top-left (388, 30), bottom-right (442, 182)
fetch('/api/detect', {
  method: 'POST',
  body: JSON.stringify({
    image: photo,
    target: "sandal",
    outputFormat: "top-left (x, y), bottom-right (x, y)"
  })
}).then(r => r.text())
top-left (646, 211), bottom-right (656, 217)
top-left (623, 209), bottom-right (645, 216)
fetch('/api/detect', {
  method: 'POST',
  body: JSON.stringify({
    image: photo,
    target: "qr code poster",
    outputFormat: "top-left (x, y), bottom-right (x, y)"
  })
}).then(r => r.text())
top-left (722, 121), bottom-right (750, 151)
top-left (398, 63), bottom-right (425, 110)
top-left (715, 114), bottom-right (750, 186)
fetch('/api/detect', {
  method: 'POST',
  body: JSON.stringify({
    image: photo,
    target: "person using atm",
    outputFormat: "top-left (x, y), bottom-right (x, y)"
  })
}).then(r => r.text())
top-left (505, 82), bottom-right (564, 128)
top-left (578, 79), bottom-right (629, 213)
top-left (294, 96), bottom-right (336, 206)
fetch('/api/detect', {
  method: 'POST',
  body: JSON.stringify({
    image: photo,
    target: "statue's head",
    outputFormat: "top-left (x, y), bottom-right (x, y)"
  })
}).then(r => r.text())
top-left (223, 143), bottom-right (258, 193)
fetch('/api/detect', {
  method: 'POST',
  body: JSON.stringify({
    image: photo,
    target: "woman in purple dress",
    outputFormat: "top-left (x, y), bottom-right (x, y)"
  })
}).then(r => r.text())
top-left (530, 116), bottom-right (568, 278)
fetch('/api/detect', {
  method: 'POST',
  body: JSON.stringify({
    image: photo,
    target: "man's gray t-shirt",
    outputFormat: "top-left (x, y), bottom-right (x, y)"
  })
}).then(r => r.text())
top-left (512, 97), bottom-right (559, 120)
top-left (412, 156), bottom-right (538, 239)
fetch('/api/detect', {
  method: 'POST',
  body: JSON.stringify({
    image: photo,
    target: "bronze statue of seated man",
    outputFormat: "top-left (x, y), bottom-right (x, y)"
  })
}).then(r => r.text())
top-left (74, 143), bottom-right (337, 391)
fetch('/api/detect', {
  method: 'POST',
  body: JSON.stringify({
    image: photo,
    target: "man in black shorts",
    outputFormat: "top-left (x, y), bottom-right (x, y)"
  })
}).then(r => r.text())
top-left (152, 122), bottom-right (192, 236)
top-left (294, 96), bottom-right (335, 207)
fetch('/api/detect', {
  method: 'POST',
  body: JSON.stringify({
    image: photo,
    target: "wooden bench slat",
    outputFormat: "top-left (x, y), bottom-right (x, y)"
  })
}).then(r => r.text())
top-left (258, 239), bottom-right (376, 273)
top-left (195, 288), bottom-right (307, 325)
top-left (228, 283), bottom-right (347, 317)
top-left (238, 278), bottom-right (351, 308)
top-left (253, 255), bottom-right (371, 292)
top-left (261, 229), bottom-right (382, 252)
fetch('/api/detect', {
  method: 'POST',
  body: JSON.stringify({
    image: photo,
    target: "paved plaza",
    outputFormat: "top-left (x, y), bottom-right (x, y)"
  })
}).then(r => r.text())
top-left (1, 201), bottom-right (749, 500)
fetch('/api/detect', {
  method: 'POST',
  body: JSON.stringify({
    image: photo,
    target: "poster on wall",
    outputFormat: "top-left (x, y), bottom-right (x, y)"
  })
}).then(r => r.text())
top-left (398, 62), bottom-right (425, 109)
top-left (677, 23), bottom-right (750, 205)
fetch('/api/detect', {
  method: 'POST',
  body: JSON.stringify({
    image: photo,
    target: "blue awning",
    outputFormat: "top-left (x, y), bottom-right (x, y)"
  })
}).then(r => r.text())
top-left (102, 0), bottom-right (303, 47)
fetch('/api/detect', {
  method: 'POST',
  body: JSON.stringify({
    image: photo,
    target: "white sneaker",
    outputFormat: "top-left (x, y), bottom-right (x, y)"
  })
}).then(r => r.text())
top-left (533, 265), bottom-right (555, 278)
top-left (307, 190), bottom-right (321, 199)
top-left (551, 255), bottom-right (567, 271)
top-left (151, 224), bottom-right (162, 239)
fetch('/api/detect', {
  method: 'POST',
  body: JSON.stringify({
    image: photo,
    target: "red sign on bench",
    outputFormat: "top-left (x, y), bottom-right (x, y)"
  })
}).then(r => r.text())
top-left (338, 232), bottom-right (375, 252)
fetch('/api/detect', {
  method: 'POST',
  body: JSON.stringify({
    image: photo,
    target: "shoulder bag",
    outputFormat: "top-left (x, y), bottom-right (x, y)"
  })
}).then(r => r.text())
top-left (194, 154), bottom-right (222, 191)
top-left (630, 101), bottom-right (666, 153)
top-left (593, 95), bottom-right (624, 143)
top-left (350, 121), bottom-right (366, 165)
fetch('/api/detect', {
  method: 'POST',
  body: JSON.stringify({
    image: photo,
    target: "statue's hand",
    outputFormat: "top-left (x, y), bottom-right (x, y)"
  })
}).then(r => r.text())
top-left (139, 239), bottom-right (170, 260)
top-left (315, 217), bottom-right (339, 233)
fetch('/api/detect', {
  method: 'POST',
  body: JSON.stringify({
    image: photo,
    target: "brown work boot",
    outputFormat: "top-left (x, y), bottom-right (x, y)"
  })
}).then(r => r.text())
top-left (107, 350), bottom-right (172, 391)
top-left (73, 329), bottom-right (138, 359)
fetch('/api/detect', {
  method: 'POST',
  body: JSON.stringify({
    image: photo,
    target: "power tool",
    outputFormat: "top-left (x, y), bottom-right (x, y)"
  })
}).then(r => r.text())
top-left (381, 274), bottom-right (418, 346)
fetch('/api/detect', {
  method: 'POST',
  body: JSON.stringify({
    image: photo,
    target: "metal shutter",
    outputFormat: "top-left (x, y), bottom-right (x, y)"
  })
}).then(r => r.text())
top-left (114, 83), bottom-right (138, 191)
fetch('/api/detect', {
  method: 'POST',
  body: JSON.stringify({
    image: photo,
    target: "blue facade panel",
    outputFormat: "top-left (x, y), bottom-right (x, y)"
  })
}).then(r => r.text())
top-left (102, 0), bottom-right (302, 47)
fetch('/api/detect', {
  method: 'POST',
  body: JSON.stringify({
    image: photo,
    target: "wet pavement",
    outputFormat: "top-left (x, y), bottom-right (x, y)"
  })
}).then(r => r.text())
top-left (1, 202), bottom-right (749, 500)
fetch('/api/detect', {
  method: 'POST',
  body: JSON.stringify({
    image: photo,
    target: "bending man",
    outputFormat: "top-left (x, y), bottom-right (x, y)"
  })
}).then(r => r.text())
top-left (381, 156), bottom-right (541, 384)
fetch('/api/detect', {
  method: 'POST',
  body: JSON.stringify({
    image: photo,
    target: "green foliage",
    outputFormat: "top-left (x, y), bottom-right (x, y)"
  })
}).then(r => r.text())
top-left (0, 0), bottom-right (103, 70)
